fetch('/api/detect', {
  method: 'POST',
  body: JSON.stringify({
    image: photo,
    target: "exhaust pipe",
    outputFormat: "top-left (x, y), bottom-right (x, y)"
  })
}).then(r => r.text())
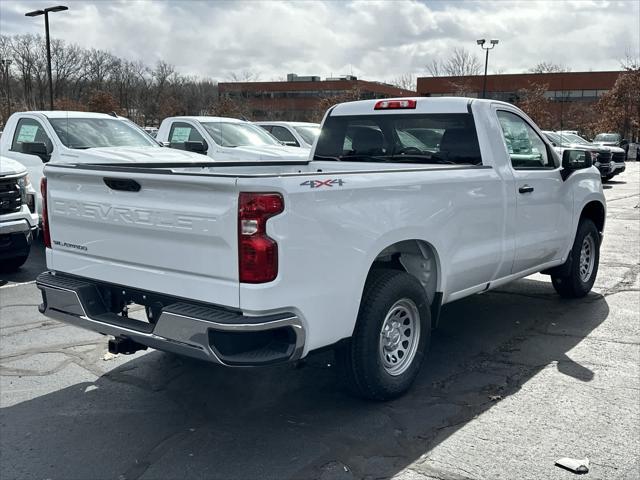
top-left (108, 336), bottom-right (148, 355)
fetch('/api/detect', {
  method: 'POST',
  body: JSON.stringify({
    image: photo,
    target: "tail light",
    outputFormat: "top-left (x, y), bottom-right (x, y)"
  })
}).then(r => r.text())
top-left (40, 178), bottom-right (51, 248)
top-left (238, 192), bottom-right (284, 283)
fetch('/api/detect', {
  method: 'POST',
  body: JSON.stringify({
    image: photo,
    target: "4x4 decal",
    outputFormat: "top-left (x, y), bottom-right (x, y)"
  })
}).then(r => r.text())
top-left (300, 179), bottom-right (345, 188)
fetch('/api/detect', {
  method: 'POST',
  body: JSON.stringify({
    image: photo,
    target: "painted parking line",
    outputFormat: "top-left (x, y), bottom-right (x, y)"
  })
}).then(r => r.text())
top-left (0, 280), bottom-right (37, 290)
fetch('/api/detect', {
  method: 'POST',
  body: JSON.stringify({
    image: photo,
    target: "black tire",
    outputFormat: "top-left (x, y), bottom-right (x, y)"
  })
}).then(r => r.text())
top-left (551, 219), bottom-right (600, 298)
top-left (0, 253), bottom-right (29, 272)
top-left (335, 269), bottom-right (431, 401)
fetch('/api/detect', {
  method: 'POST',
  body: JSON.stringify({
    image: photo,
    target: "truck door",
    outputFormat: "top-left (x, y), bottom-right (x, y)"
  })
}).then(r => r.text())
top-left (167, 120), bottom-right (210, 157)
top-left (495, 110), bottom-right (573, 274)
top-left (5, 116), bottom-right (55, 215)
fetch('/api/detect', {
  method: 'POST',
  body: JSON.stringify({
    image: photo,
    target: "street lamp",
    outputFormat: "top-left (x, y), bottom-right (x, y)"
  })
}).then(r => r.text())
top-left (477, 39), bottom-right (499, 99)
top-left (25, 5), bottom-right (68, 110)
top-left (1, 59), bottom-right (12, 121)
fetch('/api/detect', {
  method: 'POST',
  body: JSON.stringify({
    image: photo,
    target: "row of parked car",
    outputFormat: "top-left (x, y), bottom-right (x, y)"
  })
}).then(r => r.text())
top-left (542, 130), bottom-right (628, 181)
top-left (0, 111), bottom-right (321, 271)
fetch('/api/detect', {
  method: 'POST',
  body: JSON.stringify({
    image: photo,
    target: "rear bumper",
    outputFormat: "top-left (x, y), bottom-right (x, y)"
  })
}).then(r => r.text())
top-left (36, 272), bottom-right (305, 366)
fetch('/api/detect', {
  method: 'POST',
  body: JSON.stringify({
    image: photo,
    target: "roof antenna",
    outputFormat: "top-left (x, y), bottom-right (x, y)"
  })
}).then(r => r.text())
top-left (108, 111), bottom-right (118, 118)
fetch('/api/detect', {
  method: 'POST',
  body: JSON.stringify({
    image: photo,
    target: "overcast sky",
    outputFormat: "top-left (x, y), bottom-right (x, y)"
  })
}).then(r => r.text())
top-left (1, 0), bottom-right (638, 83)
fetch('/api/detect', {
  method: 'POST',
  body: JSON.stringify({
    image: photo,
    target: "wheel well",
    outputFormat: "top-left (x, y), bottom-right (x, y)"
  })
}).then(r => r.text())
top-left (369, 240), bottom-right (439, 305)
top-left (580, 201), bottom-right (605, 235)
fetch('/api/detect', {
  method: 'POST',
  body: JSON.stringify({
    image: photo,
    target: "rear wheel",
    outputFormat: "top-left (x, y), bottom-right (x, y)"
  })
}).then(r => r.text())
top-left (336, 269), bottom-right (431, 400)
top-left (551, 219), bottom-right (600, 298)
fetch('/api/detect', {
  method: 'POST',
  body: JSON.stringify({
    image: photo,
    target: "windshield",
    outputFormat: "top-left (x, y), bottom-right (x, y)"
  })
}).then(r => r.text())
top-left (544, 132), bottom-right (564, 145)
top-left (293, 125), bottom-right (320, 145)
top-left (564, 133), bottom-right (589, 144)
top-left (49, 118), bottom-right (157, 149)
top-left (594, 133), bottom-right (620, 143)
top-left (201, 122), bottom-right (280, 147)
top-left (314, 113), bottom-right (482, 165)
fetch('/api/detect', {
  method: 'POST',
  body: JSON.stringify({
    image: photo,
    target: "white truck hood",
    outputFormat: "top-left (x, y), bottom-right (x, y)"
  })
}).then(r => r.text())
top-left (0, 156), bottom-right (28, 176)
top-left (56, 146), bottom-right (207, 164)
top-left (561, 143), bottom-right (624, 154)
top-left (593, 144), bottom-right (625, 154)
top-left (227, 145), bottom-right (310, 161)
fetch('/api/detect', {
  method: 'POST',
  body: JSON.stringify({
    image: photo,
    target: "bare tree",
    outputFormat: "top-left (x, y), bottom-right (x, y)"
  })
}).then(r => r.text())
top-left (528, 62), bottom-right (570, 74)
top-left (389, 73), bottom-right (416, 91)
top-left (227, 70), bottom-right (260, 82)
top-left (620, 47), bottom-right (640, 71)
top-left (515, 82), bottom-right (553, 127)
top-left (425, 48), bottom-right (482, 77)
top-left (425, 58), bottom-right (442, 77)
top-left (83, 49), bottom-right (117, 88)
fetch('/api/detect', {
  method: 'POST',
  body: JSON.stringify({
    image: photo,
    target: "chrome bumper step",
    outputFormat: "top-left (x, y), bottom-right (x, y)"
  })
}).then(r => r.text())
top-left (36, 272), bottom-right (304, 366)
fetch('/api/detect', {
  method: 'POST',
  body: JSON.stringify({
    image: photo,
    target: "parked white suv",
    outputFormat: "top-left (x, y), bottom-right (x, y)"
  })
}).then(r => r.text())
top-left (0, 156), bottom-right (38, 271)
top-left (36, 97), bottom-right (605, 400)
top-left (255, 122), bottom-right (320, 149)
top-left (157, 116), bottom-right (309, 161)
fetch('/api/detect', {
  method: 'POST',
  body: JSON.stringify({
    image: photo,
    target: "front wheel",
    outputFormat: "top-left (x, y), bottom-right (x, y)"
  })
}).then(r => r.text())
top-left (335, 269), bottom-right (431, 401)
top-left (551, 219), bottom-right (600, 298)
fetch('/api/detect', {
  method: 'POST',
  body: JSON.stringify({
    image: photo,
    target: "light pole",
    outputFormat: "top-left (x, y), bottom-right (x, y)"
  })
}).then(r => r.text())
top-left (1, 59), bottom-right (11, 121)
top-left (25, 5), bottom-right (68, 110)
top-left (477, 39), bottom-right (499, 99)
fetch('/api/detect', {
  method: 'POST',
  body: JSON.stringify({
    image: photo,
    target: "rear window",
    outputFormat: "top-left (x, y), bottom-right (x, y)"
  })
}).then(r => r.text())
top-left (314, 113), bottom-right (482, 165)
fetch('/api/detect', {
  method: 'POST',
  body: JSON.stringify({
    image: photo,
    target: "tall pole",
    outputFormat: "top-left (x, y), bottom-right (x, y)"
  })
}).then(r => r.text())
top-left (482, 49), bottom-right (489, 99)
top-left (26, 6), bottom-right (68, 110)
top-left (477, 39), bottom-right (499, 100)
top-left (44, 11), bottom-right (54, 110)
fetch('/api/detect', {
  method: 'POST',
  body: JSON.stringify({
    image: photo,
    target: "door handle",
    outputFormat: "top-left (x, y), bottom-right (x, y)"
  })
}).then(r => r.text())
top-left (519, 185), bottom-right (534, 194)
top-left (104, 178), bottom-right (141, 192)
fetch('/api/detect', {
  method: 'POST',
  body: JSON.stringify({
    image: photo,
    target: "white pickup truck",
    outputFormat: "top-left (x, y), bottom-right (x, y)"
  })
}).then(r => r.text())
top-left (0, 111), bottom-right (204, 218)
top-left (156, 116), bottom-right (309, 161)
top-left (36, 97), bottom-right (605, 400)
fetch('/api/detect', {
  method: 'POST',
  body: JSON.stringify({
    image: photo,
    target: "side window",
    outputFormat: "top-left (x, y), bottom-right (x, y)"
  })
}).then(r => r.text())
top-left (259, 125), bottom-right (273, 133)
top-left (11, 118), bottom-right (53, 153)
top-left (497, 111), bottom-right (553, 169)
top-left (168, 122), bottom-right (205, 150)
top-left (270, 126), bottom-right (299, 147)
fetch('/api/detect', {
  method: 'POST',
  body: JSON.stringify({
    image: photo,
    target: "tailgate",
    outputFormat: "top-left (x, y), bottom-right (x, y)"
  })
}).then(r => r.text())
top-left (45, 166), bottom-right (240, 307)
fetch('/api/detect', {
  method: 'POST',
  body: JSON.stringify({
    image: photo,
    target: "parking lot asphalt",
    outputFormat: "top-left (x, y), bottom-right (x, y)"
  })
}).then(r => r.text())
top-left (1, 165), bottom-right (639, 480)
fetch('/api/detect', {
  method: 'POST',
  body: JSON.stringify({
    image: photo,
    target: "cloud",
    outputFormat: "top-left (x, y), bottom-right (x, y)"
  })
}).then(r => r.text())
top-left (1, 0), bottom-right (638, 82)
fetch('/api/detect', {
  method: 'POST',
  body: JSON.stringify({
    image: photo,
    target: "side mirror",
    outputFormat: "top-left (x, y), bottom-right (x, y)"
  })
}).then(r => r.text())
top-left (561, 149), bottom-right (593, 180)
top-left (184, 141), bottom-right (207, 154)
top-left (621, 139), bottom-right (629, 146)
top-left (22, 142), bottom-right (50, 163)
